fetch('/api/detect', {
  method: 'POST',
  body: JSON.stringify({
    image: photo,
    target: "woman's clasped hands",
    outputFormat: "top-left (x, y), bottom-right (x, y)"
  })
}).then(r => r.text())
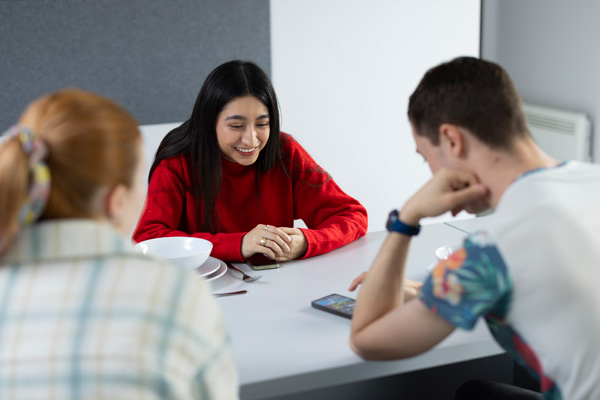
top-left (241, 224), bottom-right (308, 262)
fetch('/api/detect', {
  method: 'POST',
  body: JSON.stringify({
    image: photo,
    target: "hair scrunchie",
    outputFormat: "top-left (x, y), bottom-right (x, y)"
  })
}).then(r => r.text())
top-left (0, 125), bottom-right (51, 225)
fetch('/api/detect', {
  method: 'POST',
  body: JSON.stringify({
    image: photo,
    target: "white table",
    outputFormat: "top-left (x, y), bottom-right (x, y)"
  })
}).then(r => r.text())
top-left (444, 214), bottom-right (495, 234)
top-left (211, 222), bottom-right (504, 399)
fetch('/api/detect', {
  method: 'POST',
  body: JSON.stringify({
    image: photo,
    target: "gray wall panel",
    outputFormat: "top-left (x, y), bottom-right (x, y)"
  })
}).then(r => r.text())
top-left (0, 0), bottom-right (270, 127)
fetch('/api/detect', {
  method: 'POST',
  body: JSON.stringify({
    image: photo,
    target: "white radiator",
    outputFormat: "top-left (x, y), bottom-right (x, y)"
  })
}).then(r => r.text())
top-left (523, 103), bottom-right (592, 162)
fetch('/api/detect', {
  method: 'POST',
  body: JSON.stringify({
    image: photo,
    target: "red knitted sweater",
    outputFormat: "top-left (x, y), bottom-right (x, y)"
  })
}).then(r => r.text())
top-left (132, 133), bottom-right (368, 261)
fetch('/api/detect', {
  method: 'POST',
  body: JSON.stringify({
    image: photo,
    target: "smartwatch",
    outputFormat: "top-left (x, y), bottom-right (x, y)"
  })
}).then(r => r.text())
top-left (386, 209), bottom-right (421, 236)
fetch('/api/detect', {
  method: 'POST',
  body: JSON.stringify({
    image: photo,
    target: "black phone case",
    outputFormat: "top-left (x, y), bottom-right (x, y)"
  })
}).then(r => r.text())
top-left (247, 254), bottom-right (280, 270)
top-left (311, 294), bottom-right (355, 319)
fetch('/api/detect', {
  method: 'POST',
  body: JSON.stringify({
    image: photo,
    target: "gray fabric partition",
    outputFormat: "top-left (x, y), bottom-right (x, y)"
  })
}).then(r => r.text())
top-left (0, 0), bottom-right (270, 128)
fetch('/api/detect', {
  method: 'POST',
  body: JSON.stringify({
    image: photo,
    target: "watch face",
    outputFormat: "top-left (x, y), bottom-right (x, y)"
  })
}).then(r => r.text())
top-left (386, 210), bottom-right (420, 236)
top-left (386, 210), bottom-right (399, 231)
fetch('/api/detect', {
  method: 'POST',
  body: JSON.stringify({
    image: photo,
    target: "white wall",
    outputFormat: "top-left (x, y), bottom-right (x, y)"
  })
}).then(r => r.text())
top-left (139, 122), bottom-right (181, 185)
top-left (123, 122), bottom-right (181, 235)
top-left (482, 0), bottom-right (600, 163)
top-left (270, 0), bottom-right (480, 230)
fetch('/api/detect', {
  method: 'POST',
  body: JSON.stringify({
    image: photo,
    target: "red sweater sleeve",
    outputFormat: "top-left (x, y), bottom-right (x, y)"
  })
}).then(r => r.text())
top-left (132, 157), bottom-right (245, 261)
top-left (284, 136), bottom-right (368, 258)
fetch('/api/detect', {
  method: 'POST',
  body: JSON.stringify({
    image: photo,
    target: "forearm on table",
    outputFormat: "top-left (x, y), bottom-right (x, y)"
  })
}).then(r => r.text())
top-left (299, 213), bottom-right (368, 258)
top-left (351, 232), bottom-right (413, 335)
top-left (210, 233), bottom-right (246, 261)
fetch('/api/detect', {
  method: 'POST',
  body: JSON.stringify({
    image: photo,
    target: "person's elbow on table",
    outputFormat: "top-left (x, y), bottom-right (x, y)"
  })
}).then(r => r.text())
top-left (350, 329), bottom-right (423, 361)
top-left (350, 301), bottom-right (455, 361)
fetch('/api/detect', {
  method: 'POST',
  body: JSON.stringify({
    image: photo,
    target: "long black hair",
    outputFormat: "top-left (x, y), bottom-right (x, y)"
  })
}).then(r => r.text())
top-left (149, 60), bottom-right (284, 233)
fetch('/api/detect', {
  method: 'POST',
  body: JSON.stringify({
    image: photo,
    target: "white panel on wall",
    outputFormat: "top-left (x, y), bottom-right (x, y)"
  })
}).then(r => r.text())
top-left (139, 122), bottom-right (181, 185)
top-left (270, 0), bottom-right (480, 230)
top-left (129, 122), bottom-right (181, 235)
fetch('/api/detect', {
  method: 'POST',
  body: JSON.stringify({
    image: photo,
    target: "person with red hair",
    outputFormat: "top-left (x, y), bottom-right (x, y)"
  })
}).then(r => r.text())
top-left (0, 89), bottom-right (238, 399)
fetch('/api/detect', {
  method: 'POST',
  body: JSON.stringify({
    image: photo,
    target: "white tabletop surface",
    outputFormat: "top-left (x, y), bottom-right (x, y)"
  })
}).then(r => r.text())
top-left (210, 222), bottom-right (504, 399)
top-left (443, 214), bottom-right (496, 234)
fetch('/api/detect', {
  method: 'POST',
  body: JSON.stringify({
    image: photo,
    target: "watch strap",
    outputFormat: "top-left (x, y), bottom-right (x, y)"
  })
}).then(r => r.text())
top-left (386, 209), bottom-right (421, 236)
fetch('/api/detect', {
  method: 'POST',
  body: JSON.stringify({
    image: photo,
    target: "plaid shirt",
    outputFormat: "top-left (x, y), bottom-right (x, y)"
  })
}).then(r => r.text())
top-left (0, 219), bottom-right (238, 399)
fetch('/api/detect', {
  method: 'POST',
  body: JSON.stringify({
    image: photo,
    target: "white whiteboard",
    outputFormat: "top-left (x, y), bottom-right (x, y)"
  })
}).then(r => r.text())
top-left (270, 0), bottom-right (481, 230)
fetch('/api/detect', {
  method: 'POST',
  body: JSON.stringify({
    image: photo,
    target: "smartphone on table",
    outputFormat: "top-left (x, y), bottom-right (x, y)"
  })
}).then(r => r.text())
top-left (246, 253), bottom-right (280, 270)
top-left (311, 293), bottom-right (356, 319)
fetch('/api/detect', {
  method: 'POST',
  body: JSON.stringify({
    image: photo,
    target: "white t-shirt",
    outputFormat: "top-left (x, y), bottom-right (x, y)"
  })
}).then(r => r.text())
top-left (420, 161), bottom-right (600, 400)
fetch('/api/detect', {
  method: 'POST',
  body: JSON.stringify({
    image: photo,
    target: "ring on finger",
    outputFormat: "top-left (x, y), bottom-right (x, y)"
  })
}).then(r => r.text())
top-left (260, 238), bottom-right (266, 245)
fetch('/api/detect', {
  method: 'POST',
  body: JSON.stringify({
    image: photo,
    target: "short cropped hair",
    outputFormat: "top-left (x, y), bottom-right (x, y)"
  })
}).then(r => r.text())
top-left (408, 57), bottom-right (530, 148)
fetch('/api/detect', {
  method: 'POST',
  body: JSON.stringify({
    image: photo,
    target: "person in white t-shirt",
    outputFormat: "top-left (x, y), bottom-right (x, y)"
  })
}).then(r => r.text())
top-left (349, 57), bottom-right (600, 400)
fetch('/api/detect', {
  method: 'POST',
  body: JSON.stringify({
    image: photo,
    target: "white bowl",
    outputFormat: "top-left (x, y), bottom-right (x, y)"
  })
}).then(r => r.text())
top-left (134, 237), bottom-right (213, 269)
top-left (434, 243), bottom-right (462, 261)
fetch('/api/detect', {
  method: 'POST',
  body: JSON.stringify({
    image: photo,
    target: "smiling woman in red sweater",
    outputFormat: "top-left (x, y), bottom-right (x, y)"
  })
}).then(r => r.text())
top-left (133, 60), bottom-right (367, 263)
